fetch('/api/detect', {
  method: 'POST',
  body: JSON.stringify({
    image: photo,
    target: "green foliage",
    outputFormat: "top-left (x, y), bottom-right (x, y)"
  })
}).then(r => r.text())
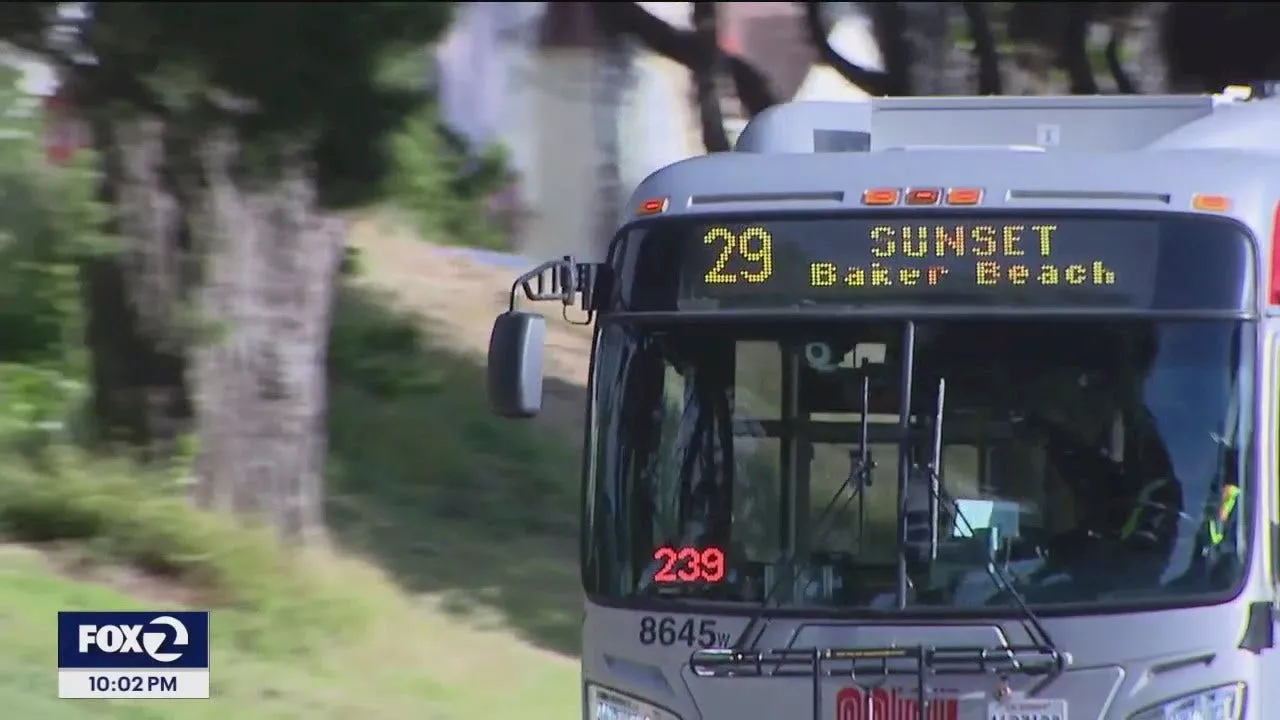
top-left (385, 100), bottom-right (514, 250)
top-left (0, 65), bottom-right (109, 457)
top-left (374, 41), bottom-right (514, 248)
top-left (327, 286), bottom-right (443, 398)
top-left (325, 282), bottom-right (578, 538)
top-left (0, 458), bottom-right (570, 717)
top-left (339, 246), bottom-right (365, 277)
top-left (0, 450), bottom-right (406, 680)
top-left (0, 4), bottom-right (459, 207)
top-left (0, 363), bottom-right (83, 450)
top-left (0, 8), bottom-right (575, 682)
top-left (0, 66), bottom-right (111, 369)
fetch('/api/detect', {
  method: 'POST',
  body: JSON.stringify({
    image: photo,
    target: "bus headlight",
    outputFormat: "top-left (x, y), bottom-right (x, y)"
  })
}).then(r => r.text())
top-left (1129, 683), bottom-right (1245, 720)
top-left (586, 684), bottom-right (681, 720)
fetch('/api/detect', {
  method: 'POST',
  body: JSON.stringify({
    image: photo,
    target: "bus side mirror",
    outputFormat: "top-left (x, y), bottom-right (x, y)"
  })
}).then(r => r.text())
top-left (487, 311), bottom-right (545, 418)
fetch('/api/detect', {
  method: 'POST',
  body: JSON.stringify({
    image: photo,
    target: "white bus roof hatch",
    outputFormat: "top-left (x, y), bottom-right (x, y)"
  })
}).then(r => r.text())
top-left (734, 93), bottom-right (1261, 155)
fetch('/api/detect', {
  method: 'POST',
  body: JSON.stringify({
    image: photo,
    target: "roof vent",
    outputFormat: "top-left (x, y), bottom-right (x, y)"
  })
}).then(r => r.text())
top-left (735, 101), bottom-right (873, 153)
top-left (814, 130), bottom-right (871, 152)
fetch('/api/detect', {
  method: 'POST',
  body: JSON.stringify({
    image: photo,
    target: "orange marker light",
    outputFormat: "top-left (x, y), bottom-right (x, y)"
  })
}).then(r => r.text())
top-left (862, 188), bottom-right (900, 206)
top-left (906, 188), bottom-right (941, 206)
top-left (636, 197), bottom-right (669, 216)
top-left (945, 188), bottom-right (983, 205)
top-left (1191, 193), bottom-right (1231, 213)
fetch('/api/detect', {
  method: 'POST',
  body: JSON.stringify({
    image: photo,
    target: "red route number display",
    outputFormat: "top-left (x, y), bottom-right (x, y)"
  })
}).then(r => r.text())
top-left (652, 546), bottom-right (726, 583)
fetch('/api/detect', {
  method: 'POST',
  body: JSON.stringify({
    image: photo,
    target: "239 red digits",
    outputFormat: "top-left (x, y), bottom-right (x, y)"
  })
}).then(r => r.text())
top-left (652, 546), bottom-right (726, 583)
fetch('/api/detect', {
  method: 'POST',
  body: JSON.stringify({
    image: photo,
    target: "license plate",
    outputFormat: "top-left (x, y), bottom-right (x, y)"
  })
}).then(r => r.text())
top-left (986, 698), bottom-right (1067, 720)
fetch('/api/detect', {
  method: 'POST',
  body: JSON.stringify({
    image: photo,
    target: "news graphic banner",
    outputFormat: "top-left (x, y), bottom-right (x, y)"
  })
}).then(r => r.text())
top-left (57, 611), bottom-right (210, 699)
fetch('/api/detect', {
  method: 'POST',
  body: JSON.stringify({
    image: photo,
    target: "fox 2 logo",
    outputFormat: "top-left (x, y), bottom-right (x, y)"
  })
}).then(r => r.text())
top-left (58, 611), bottom-right (210, 670)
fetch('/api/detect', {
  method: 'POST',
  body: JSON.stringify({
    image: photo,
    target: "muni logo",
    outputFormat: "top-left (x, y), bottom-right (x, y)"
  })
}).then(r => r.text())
top-left (836, 687), bottom-right (958, 720)
top-left (57, 611), bottom-right (210, 671)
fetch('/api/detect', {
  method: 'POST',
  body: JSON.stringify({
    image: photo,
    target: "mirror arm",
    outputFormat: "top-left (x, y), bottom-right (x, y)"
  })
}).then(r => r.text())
top-left (507, 256), bottom-right (604, 315)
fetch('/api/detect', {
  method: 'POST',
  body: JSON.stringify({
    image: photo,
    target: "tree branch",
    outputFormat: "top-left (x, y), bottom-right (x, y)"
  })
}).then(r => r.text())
top-left (867, 2), bottom-right (912, 95)
top-left (691, 2), bottom-right (730, 152)
top-left (1062, 3), bottom-right (1099, 94)
top-left (594, 2), bottom-right (776, 116)
top-left (800, 1), bottom-right (887, 96)
top-left (960, 2), bottom-right (1001, 95)
top-left (1105, 25), bottom-right (1138, 93)
top-left (724, 51), bottom-right (775, 116)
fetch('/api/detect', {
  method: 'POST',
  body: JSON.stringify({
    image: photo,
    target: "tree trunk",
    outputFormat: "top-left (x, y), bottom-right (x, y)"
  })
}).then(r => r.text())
top-left (1105, 25), bottom-right (1139, 94)
top-left (187, 128), bottom-right (343, 545)
top-left (1061, 4), bottom-right (1099, 94)
top-left (901, 3), bottom-right (963, 95)
top-left (868, 3), bottom-right (913, 96)
top-left (94, 111), bottom-right (340, 544)
top-left (1137, 3), bottom-right (1180, 93)
top-left (593, 16), bottom-right (631, 253)
top-left (594, 3), bottom-right (776, 117)
top-left (79, 258), bottom-right (192, 455)
top-left (691, 1), bottom-right (731, 154)
top-left (960, 2), bottom-right (1002, 95)
top-left (82, 115), bottom-right (193, 459)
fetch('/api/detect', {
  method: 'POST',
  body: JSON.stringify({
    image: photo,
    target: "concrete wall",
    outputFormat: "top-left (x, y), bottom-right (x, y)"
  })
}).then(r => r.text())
top-left (524, 50), bottom-right (601, 262)
top-left (618, 51), bottom-right (701, 203)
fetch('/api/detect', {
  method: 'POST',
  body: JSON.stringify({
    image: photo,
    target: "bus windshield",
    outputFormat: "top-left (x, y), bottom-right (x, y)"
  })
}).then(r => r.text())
top-left (582, 318), bottom-right (1252, 611)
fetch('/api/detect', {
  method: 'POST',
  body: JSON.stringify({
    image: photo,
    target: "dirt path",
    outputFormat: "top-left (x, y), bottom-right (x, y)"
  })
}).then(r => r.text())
top-left (347, 216), bottom-right (593, 437)
top-left (344, 218), bottom-right (589, 674)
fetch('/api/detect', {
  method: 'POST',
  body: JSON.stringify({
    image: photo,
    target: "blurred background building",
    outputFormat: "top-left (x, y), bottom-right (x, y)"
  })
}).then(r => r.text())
top-left (432, 1), bottom-right (883, 262)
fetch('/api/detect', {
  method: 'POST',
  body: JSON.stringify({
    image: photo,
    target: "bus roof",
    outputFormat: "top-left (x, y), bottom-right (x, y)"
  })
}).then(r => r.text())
top-left (624, 94), bottom-right (1280, 267)
top-left (732, 92), bottom-right (1279, 154)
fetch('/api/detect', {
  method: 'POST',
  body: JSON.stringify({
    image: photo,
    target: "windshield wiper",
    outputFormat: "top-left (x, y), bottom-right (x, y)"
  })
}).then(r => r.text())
top-left (726, 370), bottom-right (875, 647)
top-left (690, 321), bottom-right (1071, 720)
top-left (918, 377), bottom-right (1067, 681)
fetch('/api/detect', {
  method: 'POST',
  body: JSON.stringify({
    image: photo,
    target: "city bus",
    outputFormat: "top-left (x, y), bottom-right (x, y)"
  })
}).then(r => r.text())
top-left (485, 91), bottom-right (1280, 720)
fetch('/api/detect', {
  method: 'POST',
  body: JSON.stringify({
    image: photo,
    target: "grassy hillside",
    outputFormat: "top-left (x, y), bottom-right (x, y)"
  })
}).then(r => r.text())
top-left (0, 218), bottom-right (592, 718)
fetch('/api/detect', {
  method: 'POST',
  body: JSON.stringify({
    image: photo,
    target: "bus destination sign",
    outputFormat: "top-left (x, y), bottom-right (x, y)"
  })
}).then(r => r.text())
top-left (684, 216), bottom-right (1162, 309)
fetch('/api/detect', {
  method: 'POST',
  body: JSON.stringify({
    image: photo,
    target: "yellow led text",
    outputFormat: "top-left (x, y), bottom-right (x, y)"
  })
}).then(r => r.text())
top-left (810, 223), bottom-right (1118, 290)
top-left (703, 226), bottom-right (774, 284)
top-left (811, 262), bottom-right (949, 288)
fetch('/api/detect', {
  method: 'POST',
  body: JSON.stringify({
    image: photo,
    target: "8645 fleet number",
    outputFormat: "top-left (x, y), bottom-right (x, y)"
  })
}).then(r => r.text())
top-left (637, 616), bottom-right (730, 648)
